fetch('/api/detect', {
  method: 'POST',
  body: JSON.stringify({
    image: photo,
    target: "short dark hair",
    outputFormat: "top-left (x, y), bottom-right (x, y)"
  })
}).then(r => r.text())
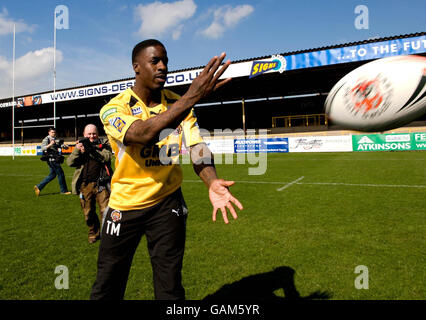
top-left (132, 39), bottom-right (165, 63)
top-left (48, 127), bottom-right (56, 132)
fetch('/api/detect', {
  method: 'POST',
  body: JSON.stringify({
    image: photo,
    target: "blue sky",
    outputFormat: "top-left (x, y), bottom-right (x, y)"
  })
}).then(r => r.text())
top-left (0, 0), bottom-right (425, 98)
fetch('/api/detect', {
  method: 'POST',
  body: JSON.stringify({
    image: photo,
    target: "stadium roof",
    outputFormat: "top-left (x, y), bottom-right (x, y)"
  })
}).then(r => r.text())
top-left (0, 31), bottom-right (425, 106)
top-left (185, 31), bottom-right (426, 70)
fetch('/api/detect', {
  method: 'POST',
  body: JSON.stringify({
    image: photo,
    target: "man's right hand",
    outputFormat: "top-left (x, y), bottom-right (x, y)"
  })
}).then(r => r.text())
top-left (182, 52), bottom-right (232, 105)
top-left (123, 52), bottom-right (232, 147)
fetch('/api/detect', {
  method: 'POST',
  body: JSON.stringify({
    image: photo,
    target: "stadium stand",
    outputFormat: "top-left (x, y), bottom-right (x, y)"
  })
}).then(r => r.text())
top-left (0, 32), bottom-right (425, 146)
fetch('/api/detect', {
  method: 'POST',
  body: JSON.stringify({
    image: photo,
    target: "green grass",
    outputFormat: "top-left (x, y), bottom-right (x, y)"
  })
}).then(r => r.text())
top-left (0, 152), bottom-right (425, 300)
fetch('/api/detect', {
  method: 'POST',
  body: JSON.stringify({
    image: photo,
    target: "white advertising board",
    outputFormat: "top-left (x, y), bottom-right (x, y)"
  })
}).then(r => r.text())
top-left (288, 135), bottom-right (353, 152)
top-left (204, 139), bottom-right (235, 154)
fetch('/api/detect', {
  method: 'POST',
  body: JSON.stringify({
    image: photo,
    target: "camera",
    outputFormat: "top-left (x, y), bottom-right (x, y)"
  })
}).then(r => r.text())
top-left (78, 137), bottom-right (93, 150)
top-left (78, 137), bottom-right (104, 150)
top-left (78, 137), bottom-right (105, 162)
top-left (52, 138), bottom-right (69, 150)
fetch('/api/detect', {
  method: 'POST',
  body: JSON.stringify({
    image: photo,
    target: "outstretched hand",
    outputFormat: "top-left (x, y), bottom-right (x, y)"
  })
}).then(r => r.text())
top-left (209, 179), bottom-right (243, 224)
top-left (184, 52), bottom-right (232, 103)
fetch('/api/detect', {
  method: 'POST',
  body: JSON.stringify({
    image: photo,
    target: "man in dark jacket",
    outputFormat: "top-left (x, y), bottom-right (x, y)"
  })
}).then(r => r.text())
top-left (67, 124), bottom-right (113, 243)
top-left (34, 127), bottom-right (71, 196)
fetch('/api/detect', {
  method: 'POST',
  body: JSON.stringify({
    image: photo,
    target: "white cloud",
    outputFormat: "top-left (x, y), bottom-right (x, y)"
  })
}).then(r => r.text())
top-left (200, 4), bottom-right (254, 39)
top-left (172, 25), bottom-right (184, 40)
top-left (134, 0), bottom-right (196, 39)
top-left (0, 7), bottom-right (36, 36)
top-left (16, 48), bottom-right (62, 79)
top-left (0, 45), bottom-right (135, 99)
top-left (0, 47), bottom-right (62, 98)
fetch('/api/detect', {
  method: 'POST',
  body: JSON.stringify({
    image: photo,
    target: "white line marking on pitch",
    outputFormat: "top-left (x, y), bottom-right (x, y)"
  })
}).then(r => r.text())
top-left (182, 179), bottom-right (426, 189)
top-left (2, 174), bottom-right (424, 190)
top-left (276, 176), bottom-right (305, 191)
top-left (301, 182), bottom-right (426, 188)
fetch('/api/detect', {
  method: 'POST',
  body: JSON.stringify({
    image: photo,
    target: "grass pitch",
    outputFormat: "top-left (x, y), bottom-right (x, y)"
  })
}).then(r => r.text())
top-left (0, 151), bottom-right (424, 300)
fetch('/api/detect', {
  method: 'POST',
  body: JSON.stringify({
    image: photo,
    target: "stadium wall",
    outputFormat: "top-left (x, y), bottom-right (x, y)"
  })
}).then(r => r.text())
top-left (2, 129), bottom-right (425, 156)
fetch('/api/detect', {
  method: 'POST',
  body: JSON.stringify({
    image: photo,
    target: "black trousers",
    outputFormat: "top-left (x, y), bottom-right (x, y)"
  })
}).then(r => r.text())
top-left (90, 188), bottom-right (188, 300)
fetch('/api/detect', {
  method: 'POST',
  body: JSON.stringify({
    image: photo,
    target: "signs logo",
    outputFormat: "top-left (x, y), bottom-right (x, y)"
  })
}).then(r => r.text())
top-left (249, 55), bottom-right (286, 79)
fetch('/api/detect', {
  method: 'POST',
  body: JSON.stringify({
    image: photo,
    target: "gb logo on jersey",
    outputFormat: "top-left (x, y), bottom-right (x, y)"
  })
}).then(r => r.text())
top-left (106, 210), bottom-right (122, 236)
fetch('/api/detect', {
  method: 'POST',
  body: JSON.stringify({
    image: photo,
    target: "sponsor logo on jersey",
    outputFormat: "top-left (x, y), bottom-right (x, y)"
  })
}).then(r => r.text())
top-left (101, 107), bottom-right (117, 121)
top-left (111, 210), bottom-right (122, 222)
top-left (131, 106), bottom-right (142, 115)
top-left (109, 117), bottom-right (126, 132)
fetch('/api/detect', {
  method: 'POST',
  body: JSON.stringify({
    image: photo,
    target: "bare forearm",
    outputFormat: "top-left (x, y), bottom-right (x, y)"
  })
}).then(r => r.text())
top-left (191, 143), bottom-right (217, 188)
top-left (196, 164), bottom-right (218, 188)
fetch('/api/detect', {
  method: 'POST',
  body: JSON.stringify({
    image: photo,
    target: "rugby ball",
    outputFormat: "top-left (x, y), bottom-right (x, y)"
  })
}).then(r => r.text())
top-left (325, 55), bottom-right (426, 132)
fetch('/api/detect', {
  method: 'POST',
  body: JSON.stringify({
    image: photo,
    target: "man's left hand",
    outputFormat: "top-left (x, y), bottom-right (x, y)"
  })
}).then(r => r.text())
top-left (209, 179), bottom-right (243, 224)
top-left (75, 141), bottom-right (85, 153)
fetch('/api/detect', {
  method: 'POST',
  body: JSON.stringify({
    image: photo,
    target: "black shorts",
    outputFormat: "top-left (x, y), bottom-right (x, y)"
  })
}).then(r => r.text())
top-left (90, 188), bottom-right (188, 300)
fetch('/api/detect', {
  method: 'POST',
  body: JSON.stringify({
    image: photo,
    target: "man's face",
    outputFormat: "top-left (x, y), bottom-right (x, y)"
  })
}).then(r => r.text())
top-left (48, 130), bottom-right (56, 138)
top-left (133, 45), bottom-right (168, 91)
top-left (84, 126), bottom-right (98, 142)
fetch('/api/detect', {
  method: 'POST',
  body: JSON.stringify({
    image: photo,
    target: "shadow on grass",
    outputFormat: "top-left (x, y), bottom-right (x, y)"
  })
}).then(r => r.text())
top-left (203, 266), bottom-right (332, 301)
top-left (38, 192), bottom-right (73, 197)
top-left (38, 192), bottom-right (59, 197)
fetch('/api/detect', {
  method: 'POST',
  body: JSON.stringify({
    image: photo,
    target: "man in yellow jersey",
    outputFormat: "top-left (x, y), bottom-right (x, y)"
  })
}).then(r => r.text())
top-left (90, 39), bottom-right (243, 300)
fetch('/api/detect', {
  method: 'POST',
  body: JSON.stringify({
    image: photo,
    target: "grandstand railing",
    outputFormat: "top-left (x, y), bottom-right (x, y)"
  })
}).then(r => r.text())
top-left (272, 113), bottom-right (328, 128)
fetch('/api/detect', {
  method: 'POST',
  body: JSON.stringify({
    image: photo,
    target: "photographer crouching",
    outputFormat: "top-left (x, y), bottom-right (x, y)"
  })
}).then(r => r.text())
top-left (67, 124), bottom-right (113, 244)
top-left (34, 127), bottom-right (71, 196)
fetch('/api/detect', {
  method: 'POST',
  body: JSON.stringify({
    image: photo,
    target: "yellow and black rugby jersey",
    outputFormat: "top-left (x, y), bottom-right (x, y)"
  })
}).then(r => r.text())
top-left (99, 88), bottom-right (204, 211)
